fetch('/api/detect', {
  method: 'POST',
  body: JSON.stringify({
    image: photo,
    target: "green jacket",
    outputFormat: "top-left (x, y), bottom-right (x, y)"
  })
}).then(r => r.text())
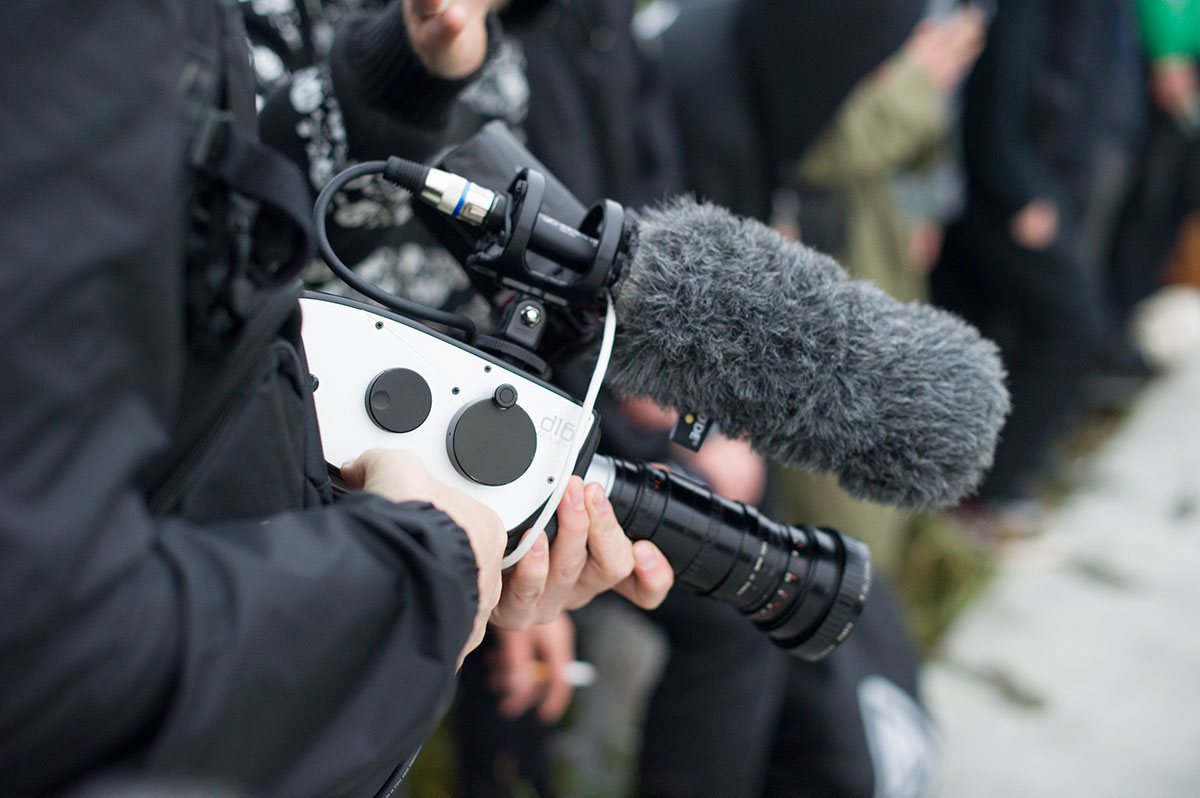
top-left (794, 52), bottom-right (946, 304)
top-left (1137, 0), bottom-right (1200, 59)
top-left (777, 54), bottom-right (948, 573)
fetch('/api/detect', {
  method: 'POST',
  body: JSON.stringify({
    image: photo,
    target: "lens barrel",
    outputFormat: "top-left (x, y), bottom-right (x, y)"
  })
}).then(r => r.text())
top-left (589, 456), bottom-right (872, 661)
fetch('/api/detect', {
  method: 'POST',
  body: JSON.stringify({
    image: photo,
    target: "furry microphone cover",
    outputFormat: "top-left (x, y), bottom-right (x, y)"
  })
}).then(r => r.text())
top-left (608, 197), bottom-right (1011, 509)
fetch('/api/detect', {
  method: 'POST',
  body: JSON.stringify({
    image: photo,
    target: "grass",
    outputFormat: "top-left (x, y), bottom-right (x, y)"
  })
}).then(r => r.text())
top-left (892, 510), bottom-right (999, 657)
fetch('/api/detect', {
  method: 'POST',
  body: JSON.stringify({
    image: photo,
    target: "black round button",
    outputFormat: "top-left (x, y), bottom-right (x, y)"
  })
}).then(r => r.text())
top-left (366, 368), bottom-right (432, 433)
top-left (450, 399), bottom-right (537, 486)
top-left (493, 384), bottom-right (518, 409)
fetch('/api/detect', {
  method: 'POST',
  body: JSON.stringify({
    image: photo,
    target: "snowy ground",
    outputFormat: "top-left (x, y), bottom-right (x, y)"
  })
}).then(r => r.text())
top-left (922, 357), bottom-right (1200, 798)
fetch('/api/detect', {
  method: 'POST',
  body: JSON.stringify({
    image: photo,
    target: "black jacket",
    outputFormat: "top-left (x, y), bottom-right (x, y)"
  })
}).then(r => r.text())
top-left (960, 0), bottom-right (1142, 220)
top-left (661, 0), bottom-right (924, 221)
top-left (0, 2), bottom-right (479, 795)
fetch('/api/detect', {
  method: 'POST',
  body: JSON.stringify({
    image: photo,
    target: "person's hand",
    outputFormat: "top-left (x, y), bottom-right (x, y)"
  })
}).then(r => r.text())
top-left (617, 395), bottom-right (679, 432)
top-left (681, 434), bottom-right (767, 506)
top-left (905, 7), bottom-right (987, 93)
top-left (403, 0), bottom-right (492, 79)
top-left (907, 220), bottom-right (945, 273)
top-left (340, 448), bottom-right (506, 667)
top-left (488, 613), bottom-right (576, 723)
top-left (1149, 57), bottom-right (1200, 120)
top-left (1010, 198), bottom-right (1059, 250)
top-left (491, 476), bottom-right (674, 630)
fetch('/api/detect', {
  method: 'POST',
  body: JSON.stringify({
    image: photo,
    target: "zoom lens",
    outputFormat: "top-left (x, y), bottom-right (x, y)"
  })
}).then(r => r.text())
top-left (585, 456), bottom-right (872, 661)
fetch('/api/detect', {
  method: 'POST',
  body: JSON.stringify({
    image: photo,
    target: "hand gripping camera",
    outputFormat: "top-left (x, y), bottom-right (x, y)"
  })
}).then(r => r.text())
top-left (303, 123), bottom-right (870, 661)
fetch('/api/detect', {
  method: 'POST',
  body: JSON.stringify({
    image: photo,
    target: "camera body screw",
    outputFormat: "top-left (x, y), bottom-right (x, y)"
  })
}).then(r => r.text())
top-left (520, 305), bottom-right (542, 327)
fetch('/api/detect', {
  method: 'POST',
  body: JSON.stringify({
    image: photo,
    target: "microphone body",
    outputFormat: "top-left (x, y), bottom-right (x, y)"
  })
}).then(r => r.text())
top-left (608, 197), bottom-right (1010, 509)
top-left (401, 126), bottom-right (1007, 508)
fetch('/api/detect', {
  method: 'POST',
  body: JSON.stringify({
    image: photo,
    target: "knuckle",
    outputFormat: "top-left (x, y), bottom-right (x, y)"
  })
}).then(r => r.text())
top-left (556, 523), bottom-right (588, 551)
top-left (603, 550), bottom-right (636, 582)
top-left (506, 578), bottom-right (544, 606)
top-left (503, 615), bottom-right (533, 632)
top-left (551, 551), bottom-right (587, 583)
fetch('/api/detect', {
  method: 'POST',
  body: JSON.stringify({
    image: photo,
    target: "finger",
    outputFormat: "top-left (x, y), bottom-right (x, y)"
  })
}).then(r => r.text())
top-left (536, 620), bottom-right (576, 724)
top-left (492, 632), bottom-right (540, 719)
top-left (567, 484), bottom-right (636, 607)
top-left (492, 533), bottom-right (550, 629)
top-left (612, 540), bottom-right (674, 610)
top-left (533, 478), bottom-right (590, 623)
top-left (497, 676), bottom-right (542, 720)
top-left (948, 25), bottom-right (985, 59)
top-left (955, 5), bottom-right (988, 29)
top-left (496, 664), bottom-right (541, 719)
top-left (536, 667), bottom-right (573, 724)
top-left (338, 449), bottom-right (380, 490)
top-left (436, 3), bottom-right (469, 34)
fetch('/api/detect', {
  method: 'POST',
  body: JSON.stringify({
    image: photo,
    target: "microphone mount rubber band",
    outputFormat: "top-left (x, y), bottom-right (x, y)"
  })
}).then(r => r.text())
top-left (500, 292), bottom-right (617, 569)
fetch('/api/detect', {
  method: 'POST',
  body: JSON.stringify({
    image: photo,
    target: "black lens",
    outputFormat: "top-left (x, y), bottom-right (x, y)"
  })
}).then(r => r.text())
top-left (596, 457), bottom-right (871, 661)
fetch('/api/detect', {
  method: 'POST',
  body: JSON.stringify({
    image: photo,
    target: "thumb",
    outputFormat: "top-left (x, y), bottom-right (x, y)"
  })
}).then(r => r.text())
top-left (339, 449), bottom-right (381, 490)
top-left (614, 541), bottom-right (674, 609)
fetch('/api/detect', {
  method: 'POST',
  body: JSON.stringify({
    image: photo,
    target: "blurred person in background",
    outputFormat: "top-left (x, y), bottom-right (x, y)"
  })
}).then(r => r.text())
top-left (752, 9), bottom-right (985, 798)
top-left (931, 0), bottom-right (1143, 539)
top-left (1107, 0), bottom-right (1200, 365)
top-left (660, 0), bottom-right (928, 223)
top-left (771, 3), bottom-right (986, 577)
top-left (656, 4), bottom-right (972, 798)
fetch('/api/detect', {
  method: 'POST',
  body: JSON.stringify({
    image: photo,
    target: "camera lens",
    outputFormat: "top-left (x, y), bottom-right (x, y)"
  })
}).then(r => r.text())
top-left (591, 457), bottom-right (871, 661)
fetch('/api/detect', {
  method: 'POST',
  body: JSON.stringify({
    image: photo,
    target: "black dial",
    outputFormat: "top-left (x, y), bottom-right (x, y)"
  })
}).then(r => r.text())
top-left (449, 390), bottom-right (537, 486)
top-left (366, 368), bottom-right (432, 433)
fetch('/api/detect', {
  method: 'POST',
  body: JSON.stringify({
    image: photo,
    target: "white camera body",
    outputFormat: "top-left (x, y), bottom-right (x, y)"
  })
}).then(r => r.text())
top-left (300, 293), bottom-right (597, 538)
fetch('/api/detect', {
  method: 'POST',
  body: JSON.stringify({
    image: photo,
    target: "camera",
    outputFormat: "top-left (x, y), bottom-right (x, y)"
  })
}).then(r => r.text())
top-left (303, 122), bottom-right (870, 661)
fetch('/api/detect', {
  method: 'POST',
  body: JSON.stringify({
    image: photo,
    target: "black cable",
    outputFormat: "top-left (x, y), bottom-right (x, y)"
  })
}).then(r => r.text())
top-left (313, 160), bottom-right (477, 341)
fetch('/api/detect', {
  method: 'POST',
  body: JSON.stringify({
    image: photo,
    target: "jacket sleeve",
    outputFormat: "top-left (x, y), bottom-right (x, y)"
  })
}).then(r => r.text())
top-left (959, 0), bottom-right (1053, 218)
top-left (0, 3), bottom-right (478, 795)
top-left (1135, 0), bottom-right (1196, 60)
top-left (796, 54), bottom-right (947, 187)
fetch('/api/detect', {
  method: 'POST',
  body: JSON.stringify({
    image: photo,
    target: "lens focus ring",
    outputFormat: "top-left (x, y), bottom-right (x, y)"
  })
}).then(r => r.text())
top-left (787, 535), bottom-right (872, 661)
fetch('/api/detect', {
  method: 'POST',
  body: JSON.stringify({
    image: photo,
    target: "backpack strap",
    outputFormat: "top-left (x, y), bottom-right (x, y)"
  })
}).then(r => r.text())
top-left (188, 106), bottom-right (315, 282)
top-left (146, 280), bottom-right (305, 515)
top-left (178, 0), bottom-right (314, 352)
top-left (145, 2), bottom-right (319, 514)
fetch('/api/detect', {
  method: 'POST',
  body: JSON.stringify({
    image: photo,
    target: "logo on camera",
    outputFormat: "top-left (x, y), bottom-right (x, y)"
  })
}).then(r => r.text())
top-left (540, 414), bottom-right (576, 446)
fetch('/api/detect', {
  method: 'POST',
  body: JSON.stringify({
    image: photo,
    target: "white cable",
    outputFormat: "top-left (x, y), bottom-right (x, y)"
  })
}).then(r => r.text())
top-left (500, 293), bottom-right (617, 569)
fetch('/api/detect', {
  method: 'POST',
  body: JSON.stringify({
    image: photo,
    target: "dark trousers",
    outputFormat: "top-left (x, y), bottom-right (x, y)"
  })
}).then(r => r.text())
top-left (637, 581), bottom-right (929, 798)
top-left (764, 579), bottom-right (931, 798)
top-left (933, 203), bottom-right (1106, 502)
top-left (1109, 110), bottom-right (1200, 326)
top-left (636, 590), bottom-right (789, 798)
top-left (456, 633), bottom-right (557, 798)
top-left (454, 585), bottom-right (927, 798)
